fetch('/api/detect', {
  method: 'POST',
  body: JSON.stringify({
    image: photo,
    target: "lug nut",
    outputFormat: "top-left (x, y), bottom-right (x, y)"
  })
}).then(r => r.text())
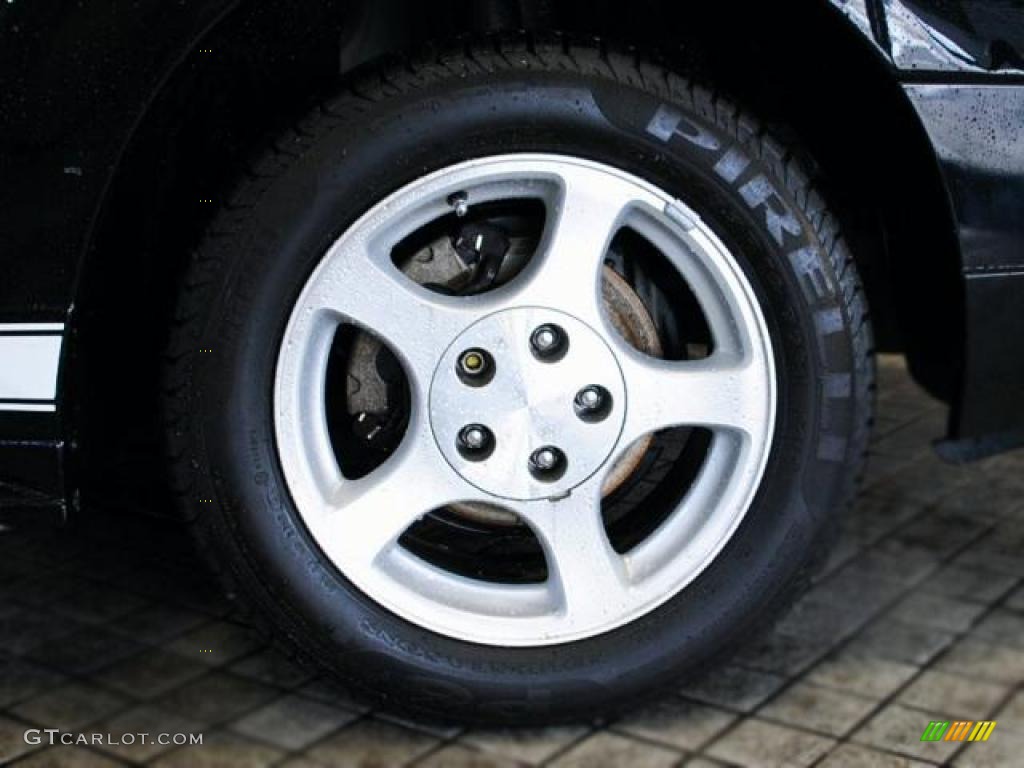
top-left (456, 348), bottom-right (494, 386)
top-left (459, 425), bottom-right (488, 450)
top-left (574, 385), bottom-right (611, 421)
top-left (531, 448), bottom-right (558, 470)
top-left (528, 446), bottom-right (566, 481)
top-left (457, 424), bottom-right (494, 461)
top-left (576, 386), bottom-right (603, 411)
top-left (530, 323), bottom-right (567, 361)
top-left (458, 348), bottom-right (488, 376)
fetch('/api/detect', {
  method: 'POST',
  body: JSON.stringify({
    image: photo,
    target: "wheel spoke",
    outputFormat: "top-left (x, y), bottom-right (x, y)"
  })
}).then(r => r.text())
top-left (316, 420), bottom-right (480, 571)
top-left (617, 349), bottom-right (773, 449)
top-left (302, 241), bottom-right (475, 381)
top-left (516, 482), bottom-right (633, 622)
top-left (508, 165), bottom-right (658, 326)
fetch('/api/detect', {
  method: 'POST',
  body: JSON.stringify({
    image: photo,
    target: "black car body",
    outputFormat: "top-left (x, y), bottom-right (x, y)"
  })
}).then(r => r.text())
top-left (1, 0), bottom-right (1022, 512)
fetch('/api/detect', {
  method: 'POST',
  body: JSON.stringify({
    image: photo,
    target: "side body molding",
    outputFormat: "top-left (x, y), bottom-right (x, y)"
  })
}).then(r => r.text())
top-left (0, 324), bottom-right (64, 412)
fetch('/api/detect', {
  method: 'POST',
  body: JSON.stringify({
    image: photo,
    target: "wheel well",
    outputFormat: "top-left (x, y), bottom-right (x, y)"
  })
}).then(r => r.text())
top-left (72, 0), bottom-right (961, 511)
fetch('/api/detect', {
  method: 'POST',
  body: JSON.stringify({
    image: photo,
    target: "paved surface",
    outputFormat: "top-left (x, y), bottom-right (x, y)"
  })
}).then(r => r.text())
top-left (1, 355), bottom-right (1022, 767)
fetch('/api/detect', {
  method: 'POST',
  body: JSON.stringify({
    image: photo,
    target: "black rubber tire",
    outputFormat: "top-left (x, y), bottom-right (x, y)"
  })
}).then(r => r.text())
top-left (164, 37), bottom-right (874, 726)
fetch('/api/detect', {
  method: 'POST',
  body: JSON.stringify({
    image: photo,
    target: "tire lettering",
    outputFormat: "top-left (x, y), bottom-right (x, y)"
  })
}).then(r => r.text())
top-left (714, 146), bottom-right (751, 183)
top-left (814, 307), bottom-right (843, 336)
top-left (647, 103), bottom-right (804, 249)
top-left (817, 434), bottom-right (847, 462)
top-left (823, 373), bottom-right (852, 398)
top-left (788, 247), bottom-right (836, 304)
top-left (739, 175), bottom-right (803, 247)
top-left (646, 105), bottom-right (721, 151)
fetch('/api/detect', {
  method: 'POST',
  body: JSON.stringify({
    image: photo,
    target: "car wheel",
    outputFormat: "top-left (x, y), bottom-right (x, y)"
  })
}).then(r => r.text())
top-left (164, 37), bottom-right (873, 725)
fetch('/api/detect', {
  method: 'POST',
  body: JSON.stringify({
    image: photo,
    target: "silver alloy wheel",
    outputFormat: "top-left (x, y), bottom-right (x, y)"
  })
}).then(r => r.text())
top-left (274, 155), bottom-right (776, 646)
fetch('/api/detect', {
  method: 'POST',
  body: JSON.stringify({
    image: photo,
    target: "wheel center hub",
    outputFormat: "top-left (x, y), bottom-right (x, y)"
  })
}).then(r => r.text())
top-left (430, 307), bottom-right (627, 501)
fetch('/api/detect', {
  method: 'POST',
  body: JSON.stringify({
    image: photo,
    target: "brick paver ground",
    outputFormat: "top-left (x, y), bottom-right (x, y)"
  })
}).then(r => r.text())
top-left (1, 356), bottom-right (1021, 767)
